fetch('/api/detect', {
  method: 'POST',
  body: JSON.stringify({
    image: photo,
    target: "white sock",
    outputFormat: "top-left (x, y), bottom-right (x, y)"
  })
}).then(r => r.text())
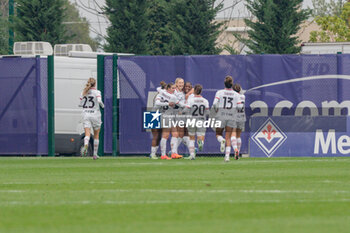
top-left (84, 136), bottom-right (90, 146)
top-left (217, 135), bottom-right (224, 143)
top-left (183, 136), bottom-right (190, 146)
top-left (151, 146), bottom-right (158, 156)
top-left (189, 140), bottom-right (195, 157)
top-left (93, 139), bottom-right (99, 156)
top-left (225, 146), bottom-right (231, 158)
top-left (160, 138), bottom-right (167, 155)
top-left (171, 137), bottom-right (178, 154)
top-left (237, 138), bottom-right (242, 152)
top-left (231, 136), bottom-right (237, 150)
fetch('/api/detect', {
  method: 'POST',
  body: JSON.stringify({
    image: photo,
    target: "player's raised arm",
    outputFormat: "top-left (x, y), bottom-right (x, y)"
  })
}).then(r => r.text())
top-left (154, 97), bottom-right (169, 107)
top-left (96, 91), bottom-right (104, 109)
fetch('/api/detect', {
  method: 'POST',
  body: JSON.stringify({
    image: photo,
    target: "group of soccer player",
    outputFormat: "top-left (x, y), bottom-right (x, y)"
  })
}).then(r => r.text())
top-left (150, 76), bottom-right (246, 162)
top-left (79, 76), bottom-right (245, 162)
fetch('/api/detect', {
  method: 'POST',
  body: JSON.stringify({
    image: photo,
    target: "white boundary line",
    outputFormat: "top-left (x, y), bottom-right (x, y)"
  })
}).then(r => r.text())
top-left (1, 198), bottom-right (349, 206)
top-left (0, 189), bottom-right (349, 194)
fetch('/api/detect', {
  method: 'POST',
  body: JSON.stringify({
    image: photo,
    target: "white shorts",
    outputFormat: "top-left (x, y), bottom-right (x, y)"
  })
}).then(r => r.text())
top-left (188, 126), bottom-right (206, 137)
top-left (83, 115), bottom-right (102, 130)
top-left (161, 114), bottom-right (175, 128)
top-left (175, 113), bottom-right (187, 124)
top-left (233, 121), bottom-right (245, 130)
top-left (216, 119), bottom-right (236, 128)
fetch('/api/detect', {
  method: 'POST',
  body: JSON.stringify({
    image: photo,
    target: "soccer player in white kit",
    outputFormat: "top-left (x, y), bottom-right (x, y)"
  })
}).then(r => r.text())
top-left (185, 84), bottom-right (210, 160)
top-left (154, 83), bottom-right (181, 160)
top-left (79, 78), bottom-right (104, 160)
top-left (182, 81), bottom-right (194, 152)
top-left (212, 76), bottom-right (240, 162)
top-left (232, 83), bottom-right (246, 158)
top-left (149, 81), bottom-right (167, 159)
top-left (173, 78), bottom-right (186, 157)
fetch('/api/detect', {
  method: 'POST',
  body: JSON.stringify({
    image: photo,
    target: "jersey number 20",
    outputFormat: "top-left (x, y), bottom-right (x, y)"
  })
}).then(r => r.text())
top-left (193, 105), bottom-right (205, 116)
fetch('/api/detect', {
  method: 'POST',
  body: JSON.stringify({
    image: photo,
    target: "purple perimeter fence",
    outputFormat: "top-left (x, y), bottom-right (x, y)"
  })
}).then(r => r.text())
top-left (0, 57), bottom-right (48, 155)
top-left (103, 54), bottom-right (350, 155)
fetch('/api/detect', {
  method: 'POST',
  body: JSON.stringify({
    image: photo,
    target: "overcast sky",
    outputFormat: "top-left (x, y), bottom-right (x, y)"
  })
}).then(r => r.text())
top-left (70, 0), bottom-right (316, 44)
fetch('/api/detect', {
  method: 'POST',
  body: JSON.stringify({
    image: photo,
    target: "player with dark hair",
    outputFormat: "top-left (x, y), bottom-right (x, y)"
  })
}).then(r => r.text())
top-left (212, 76), bottom-right (240, 162)
top-left (149, 81), bottom-right (167, 159)
top-left (185, 84), bottom-right (210, 160)
top-left (232, 83), bottom-right (246, 159)
top-left (154, 82), bottom-right (182, 160)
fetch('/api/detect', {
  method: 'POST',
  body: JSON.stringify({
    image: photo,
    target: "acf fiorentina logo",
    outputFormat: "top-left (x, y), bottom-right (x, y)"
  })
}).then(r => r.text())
top-left (252, 118), bottom-right (287, 157)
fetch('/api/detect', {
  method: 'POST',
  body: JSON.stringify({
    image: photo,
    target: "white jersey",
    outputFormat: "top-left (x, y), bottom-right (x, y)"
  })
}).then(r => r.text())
top-left (154, 90), bottom-right (179, 115)
top-left (186, 93), bottom-right (195, 104)
top-left (80, 88), bottom-right (104, 130)
top-left (236, 93), bottom-right (246, 122)
top-left (80, 88), bottom-right (104, 116)
top-left (212, 88), bottom-right (240, 120)
top-left (186, 95), bottom-right (210, 120)
top-left (174, 89), bottom-right (186, 111)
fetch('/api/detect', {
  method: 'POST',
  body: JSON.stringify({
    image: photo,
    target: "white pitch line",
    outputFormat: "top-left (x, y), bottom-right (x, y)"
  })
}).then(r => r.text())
top-left (1, 198), bottom-right (350, 206)
top-left (1, 179), bottom-right (348, 185)
top-left (1, 189), bottom-right (349, 194)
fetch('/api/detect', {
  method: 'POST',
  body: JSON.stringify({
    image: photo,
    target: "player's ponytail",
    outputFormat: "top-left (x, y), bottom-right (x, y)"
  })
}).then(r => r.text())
top-left (233, 83), bottom-right (241, 93)
top-left (224, 76), bottom-right (233, 88)
top-left (194, 84), bottom-right (202, 95)
top-left (83, 78), bottom-right (96, 96)
top-left (160, 81), bottom-right (167, 89)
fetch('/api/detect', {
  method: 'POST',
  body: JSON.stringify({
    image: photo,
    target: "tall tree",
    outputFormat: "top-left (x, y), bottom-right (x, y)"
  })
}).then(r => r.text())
top-left (104, 0), bottom-right (149, 54)
top-left (14, 0), bottom-right (69, 45)
top-left (63, 1), bottom-right (99, 51)
top-left (310, 2), bottom-right (350, 42)
top-left (311, 0), bottom-right (345, 17)
top-left (167, 0), bottom-right (223, 55)
top-left (237, 0), bottom-right (310, 54)
top-left (0, 0), bottom-right (8, 54)
top-left (147, 0), bottom-right (172, 55)
top-left (0, 13), bottom-right (8, 54)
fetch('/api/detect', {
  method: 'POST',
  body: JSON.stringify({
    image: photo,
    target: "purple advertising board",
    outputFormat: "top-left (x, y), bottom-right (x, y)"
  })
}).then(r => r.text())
top-left (109, 54), bottom-right (350, 156)
top-left (250, 116), bottom-right (350, 157)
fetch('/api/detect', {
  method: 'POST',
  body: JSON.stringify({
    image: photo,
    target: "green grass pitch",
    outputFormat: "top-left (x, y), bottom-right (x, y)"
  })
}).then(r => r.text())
top-left (0, 157), bottom-right (349, 233)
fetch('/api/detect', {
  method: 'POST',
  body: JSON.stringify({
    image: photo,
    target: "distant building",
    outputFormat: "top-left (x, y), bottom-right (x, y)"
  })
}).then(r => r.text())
top-left (215, 18), bottom-right (320, 55)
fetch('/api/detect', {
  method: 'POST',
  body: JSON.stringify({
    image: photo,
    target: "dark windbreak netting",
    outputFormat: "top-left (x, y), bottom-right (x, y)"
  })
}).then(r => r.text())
top-left (0, 57), bottom-right (48, 155)
top-left (114, 55), bottom-right (350, 155)
top-left (103, 56), bottom-right (113, 153)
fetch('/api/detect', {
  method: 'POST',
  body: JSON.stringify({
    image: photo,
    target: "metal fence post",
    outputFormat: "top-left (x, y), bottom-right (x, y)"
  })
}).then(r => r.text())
top-left (35, 55), bottom-right (41, 156)
top-left (97, 55), bottom-right (105, 156)
top-left (47, 55), bottom-right (55, 156)
top-left (112, 54), bottom-right (118, 156)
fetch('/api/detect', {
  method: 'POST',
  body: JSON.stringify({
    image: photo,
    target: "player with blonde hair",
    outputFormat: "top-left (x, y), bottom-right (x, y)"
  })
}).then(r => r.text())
top-left (79, 78), bottom-right (104, 160)
top-left (173, 77), bottom-right (186, 157)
